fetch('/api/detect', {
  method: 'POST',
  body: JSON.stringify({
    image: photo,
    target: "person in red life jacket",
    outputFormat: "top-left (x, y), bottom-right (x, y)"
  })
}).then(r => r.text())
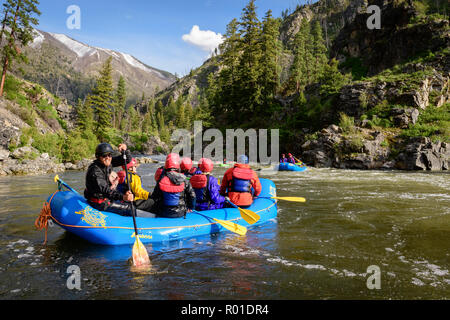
top-left (219, 155), bottom-right (262, 207)
top-left (150, 153), bottom-right (196, 218)
top-left (117, 158), bottom-right (156, 213)
top-left (190, 158), bottom-right (225, 211)
top-left (287, 153), bottom-right (296, 164)
top-left (280, 154), bottom-right (287, 163)
top-left (180, 157), bottom-right (195, 178)
top-left (84, 143), bottom-right (135, 216)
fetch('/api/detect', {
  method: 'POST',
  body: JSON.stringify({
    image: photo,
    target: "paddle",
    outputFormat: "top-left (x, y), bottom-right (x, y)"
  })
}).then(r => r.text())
top-left (271, 196), bottom-right (306, 203)
top-left (214, 218), bottom-right (247, 236)
top-left (294, 157), bottom-right (306, 167)
top-left (225, 198), bottom-right (260, 225)
top-left (123, 152), bottom-right (150, 268)
top-left (54, 175), bottom-right (80, 195)
top-left (192, 211), bottom-right (247, 236)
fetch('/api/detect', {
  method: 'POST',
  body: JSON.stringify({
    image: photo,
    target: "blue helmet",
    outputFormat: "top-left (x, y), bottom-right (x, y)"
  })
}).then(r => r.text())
top-left (237, 155), bottom-right (249, 164)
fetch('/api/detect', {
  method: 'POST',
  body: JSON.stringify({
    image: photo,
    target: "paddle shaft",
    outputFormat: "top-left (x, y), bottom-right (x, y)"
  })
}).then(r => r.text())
top-left (55, 176), bottom-right (80, 195)
top-left (123, 153), bottom-right (139, 236)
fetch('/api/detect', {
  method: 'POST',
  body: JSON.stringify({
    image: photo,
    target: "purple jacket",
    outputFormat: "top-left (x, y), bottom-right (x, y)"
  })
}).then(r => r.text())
top-left (192, 169), bottom-right (225, 211)
top-left (280, 158), bottom-right (287, 163)
top-left (287, 157), bottom-right (296, 164)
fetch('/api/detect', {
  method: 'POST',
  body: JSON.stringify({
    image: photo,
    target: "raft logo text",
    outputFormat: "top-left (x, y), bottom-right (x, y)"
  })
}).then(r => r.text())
top-left (172, 121), bottom-right (279, 165)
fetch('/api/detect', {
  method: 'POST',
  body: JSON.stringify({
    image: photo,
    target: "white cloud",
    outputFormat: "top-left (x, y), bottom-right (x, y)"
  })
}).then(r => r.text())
top-left (182, 25), bottom-right (224, 53)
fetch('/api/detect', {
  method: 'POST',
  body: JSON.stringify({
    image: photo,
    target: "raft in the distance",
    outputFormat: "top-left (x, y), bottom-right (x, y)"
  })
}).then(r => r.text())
top-left (47, 179), bottom-right (278, 245)
top-left (277, 163), bottom-right (308, 172)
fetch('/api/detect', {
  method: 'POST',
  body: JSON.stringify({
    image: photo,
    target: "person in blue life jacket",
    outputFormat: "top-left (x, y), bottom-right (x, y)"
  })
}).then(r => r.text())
top-left (150, 153), bottom-right (196, 218)
top-left (287, 153), bottom-right (296, 164)
top-left (190, 158), bottom-right (225, 211)
top-left (280, 154), bottom-right (287, 163)
top-left (220, 155), bottom-right (262, 207)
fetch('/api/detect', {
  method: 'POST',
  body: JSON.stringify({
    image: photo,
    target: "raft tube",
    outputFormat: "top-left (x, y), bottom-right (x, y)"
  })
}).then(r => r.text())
top-left (47, 178), bottom-right (278, 245)
top-left (278, 163), bottom-right (308, 172)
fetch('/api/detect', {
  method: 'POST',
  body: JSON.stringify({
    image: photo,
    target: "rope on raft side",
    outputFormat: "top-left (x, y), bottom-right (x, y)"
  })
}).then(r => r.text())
top-left (35, 192), bottom-right (59, 245)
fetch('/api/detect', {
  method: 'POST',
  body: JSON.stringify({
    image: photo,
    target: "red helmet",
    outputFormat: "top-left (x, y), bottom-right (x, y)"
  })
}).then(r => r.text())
top-left (288, 153), bottom-right (293, 157)
top-left (122, 158), bottom-right (138, 170)
top-left (180, 157), bottom-right (193, 171)
top-left (199, 158), bottom-right (213, 173)
top-left (165, 153), bottom-right (181, 170)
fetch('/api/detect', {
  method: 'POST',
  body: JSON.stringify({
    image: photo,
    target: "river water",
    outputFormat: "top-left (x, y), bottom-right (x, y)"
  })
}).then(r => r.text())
top-left (0, 159), bottom-right (449, 300)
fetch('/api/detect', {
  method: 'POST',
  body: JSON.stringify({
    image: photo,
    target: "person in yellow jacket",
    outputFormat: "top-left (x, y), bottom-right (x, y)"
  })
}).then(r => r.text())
top-left (117, 158), bottom-right (156, 213)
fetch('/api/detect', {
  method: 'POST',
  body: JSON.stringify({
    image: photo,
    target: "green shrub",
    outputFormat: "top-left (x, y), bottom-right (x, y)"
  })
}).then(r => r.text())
top-left (339, 113), bottom-right (356, 134)
top-left (401, 103), bottom-right (450, 142)
top-left (61, 130), bottom-right (98, 163)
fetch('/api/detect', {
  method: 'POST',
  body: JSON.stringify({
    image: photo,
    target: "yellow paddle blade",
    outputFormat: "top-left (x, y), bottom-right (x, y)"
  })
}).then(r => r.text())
top-left (132, 236), bottom-right (151, 268)
top-left (238, 207), bottom-right (260, 225)
top-left (54, 175), bottom-right (60, 183)
top-left (272, 196), bottom-right (306, 203)
top-left (213, 219), bottom-right (247, 236)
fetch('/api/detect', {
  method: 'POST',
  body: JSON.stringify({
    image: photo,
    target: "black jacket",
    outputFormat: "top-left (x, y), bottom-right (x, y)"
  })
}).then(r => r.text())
top-left (84, 150), bottom-right (132, 201)
top-left (151, 170), bottom-right (196, 218)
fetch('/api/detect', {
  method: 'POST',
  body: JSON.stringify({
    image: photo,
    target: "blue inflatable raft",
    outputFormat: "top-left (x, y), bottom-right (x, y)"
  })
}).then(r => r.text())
top-left (46, 178), bottom-right (278, 245)
top-left (278, 163), bottom-right (308, 172)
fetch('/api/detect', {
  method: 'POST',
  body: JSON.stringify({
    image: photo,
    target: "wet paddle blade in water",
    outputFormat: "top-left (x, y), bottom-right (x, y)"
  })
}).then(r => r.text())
top-left (132, 236), bottom-right (151, 268)
top-left (214, 219), bottom-right (247, 236)
top-left (239, 207), bottom-right (260, 225)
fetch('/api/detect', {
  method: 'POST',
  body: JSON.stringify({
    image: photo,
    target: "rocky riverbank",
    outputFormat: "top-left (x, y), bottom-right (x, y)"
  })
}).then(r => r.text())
top-left (0, 146), bottom-right (160, 176)
top-left (300, 124), bottom-right (449, 171)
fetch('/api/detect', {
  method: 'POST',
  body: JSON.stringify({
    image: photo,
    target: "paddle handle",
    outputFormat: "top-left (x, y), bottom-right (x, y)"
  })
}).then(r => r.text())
top-left (123, 152), bottom-right (139, 236)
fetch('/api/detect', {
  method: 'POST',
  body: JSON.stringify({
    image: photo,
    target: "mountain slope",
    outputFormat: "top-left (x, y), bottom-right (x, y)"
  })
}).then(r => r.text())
top-left (11, 30), bottom-right (176, 105)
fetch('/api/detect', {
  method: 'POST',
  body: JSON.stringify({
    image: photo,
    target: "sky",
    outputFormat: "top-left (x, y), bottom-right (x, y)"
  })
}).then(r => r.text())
top-left (22, 0), bottom-right (318, 76)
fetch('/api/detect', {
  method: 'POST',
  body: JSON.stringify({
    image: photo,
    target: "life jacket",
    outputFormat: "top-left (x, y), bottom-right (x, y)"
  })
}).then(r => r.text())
top-left (190, 173), bottom-right (211, 205)
top-left (229, 166), bottom-right (253, 194)
top-left (155, 167), bottom-right (165, 182)
top-left (158, 175), bottom-right (185, 207)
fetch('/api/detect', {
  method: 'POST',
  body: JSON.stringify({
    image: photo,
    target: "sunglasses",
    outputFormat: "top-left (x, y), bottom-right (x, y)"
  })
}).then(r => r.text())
top-left (100, 153), bottom-right (112, 158)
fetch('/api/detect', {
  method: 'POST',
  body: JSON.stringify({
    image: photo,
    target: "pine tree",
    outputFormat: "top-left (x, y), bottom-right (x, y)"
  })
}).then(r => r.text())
top-left (0, 0), bottom-right (41, 96)
top-left (184, 102), bottom-right (194, 129)
top-left (290, 18), bottom-right (309, 93)
top-left (90, 57), bottom-right (115, 140)
top-left (166, 97), bottom-right (177, 123)
top-left (157, 112), bottom-right (170, 143)
top-left (311, 20), bottom-right (328, 82)
top-left (236, 0), bottom-right (262, 117)
top-left (76, 97), bottom-right (95, 132)
top-left (259, 9), bottom-right (281, 116)
top-left (216, 18), bottom-right (241, 117)
top-left (319, 59), bottom-right (351, 96)
top-left (175, 103), bottom-right (186, 129)
top-left (114, 76), bottom-right (126, 129)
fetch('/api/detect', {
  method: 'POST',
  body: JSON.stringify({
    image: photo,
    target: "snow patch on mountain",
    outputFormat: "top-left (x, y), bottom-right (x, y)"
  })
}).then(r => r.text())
top-left (121, 53), bottom-right (166, 79)
top-left (49, 33), bottom-right (96, 58)
top-left (30, 30), bottom-right (44, 48)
